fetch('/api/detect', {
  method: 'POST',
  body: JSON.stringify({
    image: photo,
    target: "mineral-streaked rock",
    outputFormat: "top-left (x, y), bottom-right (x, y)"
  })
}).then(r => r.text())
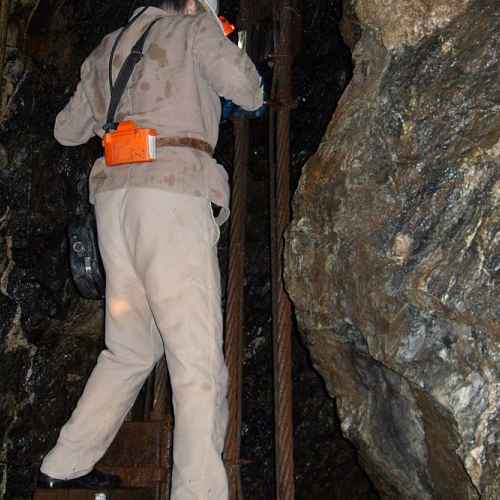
top-left (285, 0), bottom-right (499, 498)
top-left (355, 0), bottom-right (471, 50)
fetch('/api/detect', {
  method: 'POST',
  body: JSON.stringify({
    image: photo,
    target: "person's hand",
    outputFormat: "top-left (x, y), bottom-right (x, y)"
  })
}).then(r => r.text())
top-left (233, 102), bottom-right (267, 119)
top-left (222, 98), bottom-right (237, 121)
top-left (235, 76), bottom-right (268, 119)
top-left (221, 98), bottom-right (267, 121)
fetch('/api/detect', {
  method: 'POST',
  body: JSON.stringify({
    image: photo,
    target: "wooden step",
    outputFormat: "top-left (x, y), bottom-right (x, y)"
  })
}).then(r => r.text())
top-left (33, 487), bottom-right (154, 500)
top-left (98, 421), bottom-right (172, 469)
top-left (97, 420), bottom-right (172, 499)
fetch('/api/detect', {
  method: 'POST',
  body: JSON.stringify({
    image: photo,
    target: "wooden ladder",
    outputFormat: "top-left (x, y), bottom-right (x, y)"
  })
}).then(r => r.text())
top-left (34, 361), bottom-right (173, 500)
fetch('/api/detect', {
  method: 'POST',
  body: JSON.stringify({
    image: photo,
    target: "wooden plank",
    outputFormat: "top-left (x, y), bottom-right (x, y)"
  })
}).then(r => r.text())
top-left (34, 488), bottom-right (154, 500)
top-left (98, 466), bottom-right (167, 486)
top-left (98, 421), bottom-right (171, 468)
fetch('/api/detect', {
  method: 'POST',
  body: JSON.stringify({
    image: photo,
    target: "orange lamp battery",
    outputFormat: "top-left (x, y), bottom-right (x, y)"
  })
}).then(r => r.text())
top-left (219, 16), bottom-right (236, 37)
top-left (103, 121), bottom-right (157, 167)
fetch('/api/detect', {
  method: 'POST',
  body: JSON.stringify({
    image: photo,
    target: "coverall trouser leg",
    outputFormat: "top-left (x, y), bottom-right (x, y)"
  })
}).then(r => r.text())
top-left (41, 188), bottom-right (229, 500)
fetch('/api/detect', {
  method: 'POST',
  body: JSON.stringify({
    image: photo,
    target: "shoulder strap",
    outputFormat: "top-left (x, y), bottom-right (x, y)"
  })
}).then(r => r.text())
top-left (108, 6), bottom-right (148, 94)
top-left (104, 16), bottom-right (163, 132)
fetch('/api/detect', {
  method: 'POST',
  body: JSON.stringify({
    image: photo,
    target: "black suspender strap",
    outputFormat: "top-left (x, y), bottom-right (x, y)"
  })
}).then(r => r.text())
top-left (104, 15), bottom-right (163, 132)
top-left (108, 6), bottom-right (148, 95)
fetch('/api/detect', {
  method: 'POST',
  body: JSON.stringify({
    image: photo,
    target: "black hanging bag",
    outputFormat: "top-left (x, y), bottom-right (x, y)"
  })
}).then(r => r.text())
top-left (68, 214), bottom-right (105, 300)
top-left (68, 8), bottom-right (161, 299)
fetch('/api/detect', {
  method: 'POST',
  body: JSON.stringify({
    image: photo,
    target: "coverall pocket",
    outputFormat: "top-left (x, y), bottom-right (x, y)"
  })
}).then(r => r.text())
top-left (209, 203), bottom-right (221, 246)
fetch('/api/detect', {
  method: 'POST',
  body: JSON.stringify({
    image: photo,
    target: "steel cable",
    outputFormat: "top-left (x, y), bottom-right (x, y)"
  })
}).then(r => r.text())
top-left (270, 1), bottom-right (295, 499)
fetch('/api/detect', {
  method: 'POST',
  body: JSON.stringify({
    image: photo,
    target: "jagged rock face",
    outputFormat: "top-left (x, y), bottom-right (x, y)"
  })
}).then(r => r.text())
top-left (285, 0), bottom-right (499, 499)
top-left (0, 2), bottom-right (126, 497)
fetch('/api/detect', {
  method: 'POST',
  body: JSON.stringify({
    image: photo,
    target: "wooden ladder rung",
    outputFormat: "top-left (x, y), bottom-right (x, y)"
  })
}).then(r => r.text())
top-left (33, 487), bottom-right (155, 500)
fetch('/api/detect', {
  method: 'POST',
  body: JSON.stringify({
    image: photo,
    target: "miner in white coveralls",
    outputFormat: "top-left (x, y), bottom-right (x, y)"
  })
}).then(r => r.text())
top-left (38, 1), bottom-right (263, 498)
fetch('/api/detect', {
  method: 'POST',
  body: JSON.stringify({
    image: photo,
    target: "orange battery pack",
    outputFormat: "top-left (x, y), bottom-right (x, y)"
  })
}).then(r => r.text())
top-left (219, 16), bottom-right (236, 37)
top-left (103, 121), bottom-right (158, 167)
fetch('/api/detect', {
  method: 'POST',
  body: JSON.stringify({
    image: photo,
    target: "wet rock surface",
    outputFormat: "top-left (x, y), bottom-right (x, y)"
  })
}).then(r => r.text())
top-left (286, 0), bottom-right (499, 498)
top-left (1, 2), bottom-right (131, 498)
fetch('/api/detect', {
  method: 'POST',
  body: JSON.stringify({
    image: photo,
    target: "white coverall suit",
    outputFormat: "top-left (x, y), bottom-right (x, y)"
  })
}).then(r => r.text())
top-left (40, 5), bottom-right (264, 500)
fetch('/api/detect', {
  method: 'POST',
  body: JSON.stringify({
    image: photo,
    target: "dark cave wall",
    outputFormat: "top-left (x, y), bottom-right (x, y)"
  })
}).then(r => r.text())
top-left (0, 2), bottom-right (132, 497)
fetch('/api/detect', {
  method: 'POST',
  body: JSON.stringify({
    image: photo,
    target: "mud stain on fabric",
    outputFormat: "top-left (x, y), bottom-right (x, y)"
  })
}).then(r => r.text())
top-left (93, 85), bottom-right (106, 114)
top-left (113, 54), bottom-right (123, 67)
top-left (149, 44), bottom-right (168, 67)
top-left (164, 81), bottom-right (173, 99)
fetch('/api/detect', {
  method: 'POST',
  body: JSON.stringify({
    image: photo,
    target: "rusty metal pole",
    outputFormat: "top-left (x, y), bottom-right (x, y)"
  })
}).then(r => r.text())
top-left (223, 116), bottom-right (249, 500)
top-left (223, 1), bottom-right (252, 498)
top-left (270, 0), bottom-right (295, 499)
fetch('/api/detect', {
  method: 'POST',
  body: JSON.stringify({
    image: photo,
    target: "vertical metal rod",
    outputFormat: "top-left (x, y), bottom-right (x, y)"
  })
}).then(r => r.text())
top-left (223, 2), bottom-right (252, 496)
top-left (224, 0), bottom-right (252, 500)
top-left (270, 0), bottom-right (295, 499)
top-left (224, 116), bottom-right (250, 500)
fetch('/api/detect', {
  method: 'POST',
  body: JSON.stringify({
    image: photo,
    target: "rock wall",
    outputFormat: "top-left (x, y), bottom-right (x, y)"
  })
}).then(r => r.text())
top-left (0, 2), bottom-right (128, 497)
top-left (285, 0), bottom-right (499, 499)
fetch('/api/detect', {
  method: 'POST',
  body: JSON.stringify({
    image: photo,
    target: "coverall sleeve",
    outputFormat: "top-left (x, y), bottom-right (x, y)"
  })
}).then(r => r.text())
top-left (193, 14), bottom-right (264, 111)
top-left (54, 63), bottom-right (97, 146)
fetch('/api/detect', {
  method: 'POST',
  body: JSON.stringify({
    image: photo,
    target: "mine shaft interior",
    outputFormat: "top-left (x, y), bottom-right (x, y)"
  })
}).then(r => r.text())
top-left (1, 0), bottom-right (498, 499)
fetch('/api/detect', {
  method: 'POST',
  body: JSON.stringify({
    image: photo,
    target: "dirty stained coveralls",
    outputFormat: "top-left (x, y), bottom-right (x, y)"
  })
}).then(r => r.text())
top-left (40, 7), bottom-right (263, 500)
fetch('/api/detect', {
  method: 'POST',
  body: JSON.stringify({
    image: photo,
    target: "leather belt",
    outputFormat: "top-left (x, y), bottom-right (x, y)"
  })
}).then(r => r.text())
top-left (157, 137), bottom-right (214, 156)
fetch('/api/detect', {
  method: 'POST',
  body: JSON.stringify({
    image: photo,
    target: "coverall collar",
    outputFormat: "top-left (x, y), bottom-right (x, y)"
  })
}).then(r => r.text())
top-left (130, 6), bottom-right (179, 20)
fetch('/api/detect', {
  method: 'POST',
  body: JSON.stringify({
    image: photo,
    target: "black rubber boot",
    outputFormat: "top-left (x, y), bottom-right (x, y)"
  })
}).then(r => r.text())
top-left (38, 469), bottom-right (122, 489)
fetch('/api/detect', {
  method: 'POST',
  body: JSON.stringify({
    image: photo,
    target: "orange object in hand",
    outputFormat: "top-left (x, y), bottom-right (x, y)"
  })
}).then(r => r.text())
top-left (219, 16), bottom-right (236, 37)
top-left (103, 121), bottom-right (157, 167)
